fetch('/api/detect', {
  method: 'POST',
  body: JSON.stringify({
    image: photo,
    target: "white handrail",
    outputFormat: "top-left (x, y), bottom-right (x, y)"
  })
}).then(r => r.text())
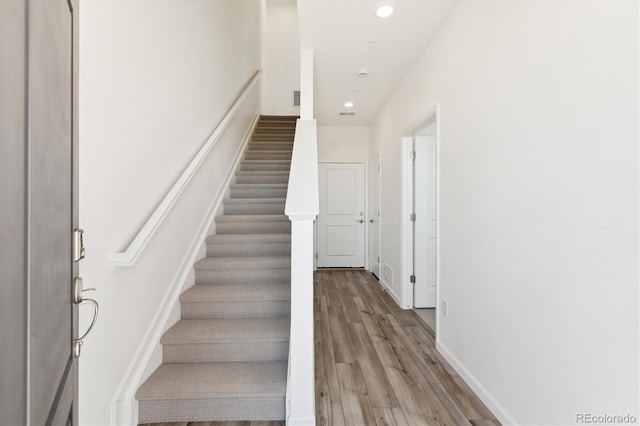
top-left (285, 119), bottom-right (318, 426)
top-left (111, 70), bottom-right (262, 266)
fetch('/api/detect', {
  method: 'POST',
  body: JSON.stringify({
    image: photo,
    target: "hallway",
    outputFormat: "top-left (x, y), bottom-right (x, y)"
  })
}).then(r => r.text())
top-left (314, 270), bottom-right (499, 426)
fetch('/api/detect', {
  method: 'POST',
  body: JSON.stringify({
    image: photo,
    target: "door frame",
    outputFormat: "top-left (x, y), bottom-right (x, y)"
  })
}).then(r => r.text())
top-left (369, 154), bottom-right (381, 278)
top-left (401, 104), bottom-right (441, 335)
top-left (315, 161), bottom-right (368, 269)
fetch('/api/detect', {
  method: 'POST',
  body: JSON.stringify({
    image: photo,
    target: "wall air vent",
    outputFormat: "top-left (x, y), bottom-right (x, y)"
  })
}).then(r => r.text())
top-left (293, 90), bottom-right (300, 107)
top-left (339, 112), bottom-right (356, 116)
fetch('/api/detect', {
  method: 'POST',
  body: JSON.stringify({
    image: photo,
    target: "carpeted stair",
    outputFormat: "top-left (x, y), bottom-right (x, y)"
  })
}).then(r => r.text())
top-left (136, 115), bottom-right (297, 423)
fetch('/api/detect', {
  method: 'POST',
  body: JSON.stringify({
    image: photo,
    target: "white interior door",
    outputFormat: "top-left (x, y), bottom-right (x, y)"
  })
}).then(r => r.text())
top-left (369, 156), bottom-right (381, 278)
top-left (413, 135), bottom-right (437, 307)
top-left (317, 163), bottom-right (365, 267)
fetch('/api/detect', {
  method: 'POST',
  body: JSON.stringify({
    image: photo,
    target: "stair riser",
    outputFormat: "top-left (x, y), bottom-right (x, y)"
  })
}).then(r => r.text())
top-left (241, 163), bottom-right (290, 172)
top-left (235, 175), bottom-right (289, 184)
top-left (224, 203), bottom-right (285, 215)
top-left (138, 397), bottom-right (285, 423)
top-left (246, 150), bottom-right (293, 156)
top-left (256, 125), bottom-right (296, 130)
top-left (248, 145), bottom-right (293, 151)
top-left (254, 135), bottom-right (294, 139)
top-left (257, 120), bottom-right (297, 125)
top-left (254, 130), bottom-right (294, 135)
top-left (256, 126), bottom-right (296, 131)
top-left (244, 153), bottom-right (292, 161)
top-left (207, 241), bottom-right (291, 257)
top-left (260, 115), bottom-right (298, 120)
top-left (251, 136), bottom-right (294, 141)
top-left (249, 135), bottom-right (294, 145)
top-left (251, 137), bottom-right (294, 142)
top-left (182, 300), bottom-right (290, 319)
top-left (230, 188), bottom-right (287, 198)
top-left (195, 267), bottom-right (290, 285)
top-left (247, 144), bottom-right (293, 149)
top-left (216, 221), bottom-right (290, 234)
top-left (163, 342), bottom-right (288, 363)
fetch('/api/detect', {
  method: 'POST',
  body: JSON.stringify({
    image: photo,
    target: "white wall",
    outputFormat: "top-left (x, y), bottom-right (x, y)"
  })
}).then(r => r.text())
top-left (370, 1), bottom-right (639, 424)
top-left (317, 126), bottom-right (369, 162)
top-left (78, 1), bottom-right (261, 424)
top-left (261, 0), bottom-right (300, 116)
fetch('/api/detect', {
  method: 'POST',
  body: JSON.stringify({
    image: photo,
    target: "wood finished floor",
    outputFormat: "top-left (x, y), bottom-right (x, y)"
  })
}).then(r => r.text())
top-left (144, 270), bottom-right (498, 426)
top-left (314, 270), bottom-right (498, 426)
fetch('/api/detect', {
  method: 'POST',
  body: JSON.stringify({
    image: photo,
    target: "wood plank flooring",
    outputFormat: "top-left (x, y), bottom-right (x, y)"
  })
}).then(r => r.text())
top-left (314, 270), bottom-right (499, 426)
top-left (144, 270), bottom-right (498, 426)
top-left (146, 423), bottom-right (283, 426)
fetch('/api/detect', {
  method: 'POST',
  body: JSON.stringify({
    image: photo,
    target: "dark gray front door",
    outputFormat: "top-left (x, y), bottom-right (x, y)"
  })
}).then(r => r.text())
top-left (0, 0), bottom-right (79, 424)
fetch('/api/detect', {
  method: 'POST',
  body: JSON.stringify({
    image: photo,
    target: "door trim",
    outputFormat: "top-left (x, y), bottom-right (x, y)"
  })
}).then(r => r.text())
top-left (369, 154), bottom-right (381, 278)
top-left (401, 104), bottom-right (441, 336)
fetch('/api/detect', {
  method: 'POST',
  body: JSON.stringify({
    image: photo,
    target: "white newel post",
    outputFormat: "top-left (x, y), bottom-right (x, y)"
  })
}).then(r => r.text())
top-left (287, 217), bottom-right (316, 425)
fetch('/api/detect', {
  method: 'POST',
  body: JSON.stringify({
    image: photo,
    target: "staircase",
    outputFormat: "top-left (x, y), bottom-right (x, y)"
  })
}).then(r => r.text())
top-left (136, 115), bottom-right (297, 423)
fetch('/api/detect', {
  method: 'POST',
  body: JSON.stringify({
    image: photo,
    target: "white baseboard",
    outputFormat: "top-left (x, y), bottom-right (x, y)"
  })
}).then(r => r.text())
top-left (286, 416), bottom-right (316, 426)
top-left (110, 113), bottom-right (259, 425)
top-left (436, 341), bottom-right (518, 426)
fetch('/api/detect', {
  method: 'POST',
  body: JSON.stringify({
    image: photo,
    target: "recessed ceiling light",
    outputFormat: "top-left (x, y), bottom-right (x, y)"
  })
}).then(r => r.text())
top-left (375, 2), bottom-right (395, 18)
top-left (344, 101), bottom-right (354, 108)
top-left (367, 41), bottom-right (377, 48)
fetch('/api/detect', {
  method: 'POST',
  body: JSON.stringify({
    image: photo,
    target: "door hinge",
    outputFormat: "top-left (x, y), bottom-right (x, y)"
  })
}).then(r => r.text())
top-left (410, 275), bottom-right (416, 283)
top-left (411, 151), bottom-right (416, 161)
top-left (378, 164), bottom-right (380, 171)
top-left (315, 253), bottom-right (318, 259)
top-left (410, 213), bottom-right (416, 222)
top-left (377, 256), bottom-right (380, 262)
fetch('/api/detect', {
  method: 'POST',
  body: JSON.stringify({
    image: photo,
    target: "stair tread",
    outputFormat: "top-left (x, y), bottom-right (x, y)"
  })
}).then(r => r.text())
top-left (248, 143), bottom-right (293, 145)
top-left (194, 256), bottom-right (290, 270)
top-left (236, 171), bottom-right (289, 175)
top-left (257, 123), bottom-right (296, 125)
top-left (162, 318), bottom-right (290, 344)
top-left (181, 283), bottom-right (290, 302)
top-left (249, 141), bottom-right (294, 144)
top-left (251, 139), bottom-right (294, 141)
top-left (206, 233), bottom-right (291, 243)
top-left (224, 198), bottom-right (285, 204)
top-left (245, 149), bottom-right (292, 153)
top-left (216, 214), bottom-right (288, 222)
top-left (241, 160), bottom-right (291, 164)
top-left (230, 184), bottom-right (287, 189)
top-left (136, 361), bottom-right (287, 400)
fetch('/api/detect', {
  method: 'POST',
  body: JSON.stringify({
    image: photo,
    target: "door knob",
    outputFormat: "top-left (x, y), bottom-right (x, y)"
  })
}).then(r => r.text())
top-left (357, 219), bottom-right (364, 223)
top-left (369, 219), bottom-right (374, 223)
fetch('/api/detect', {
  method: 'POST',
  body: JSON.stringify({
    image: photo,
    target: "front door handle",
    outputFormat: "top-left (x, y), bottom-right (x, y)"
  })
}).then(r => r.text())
top-left (73, 277), bottom-right (99, 357)
top-left (357, 219), bottom-right (364, 223)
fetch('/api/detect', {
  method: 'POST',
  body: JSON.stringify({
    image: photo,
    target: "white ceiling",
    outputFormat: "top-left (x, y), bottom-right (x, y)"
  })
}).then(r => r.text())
top-left (297, 0), bottom-right (458, 126)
